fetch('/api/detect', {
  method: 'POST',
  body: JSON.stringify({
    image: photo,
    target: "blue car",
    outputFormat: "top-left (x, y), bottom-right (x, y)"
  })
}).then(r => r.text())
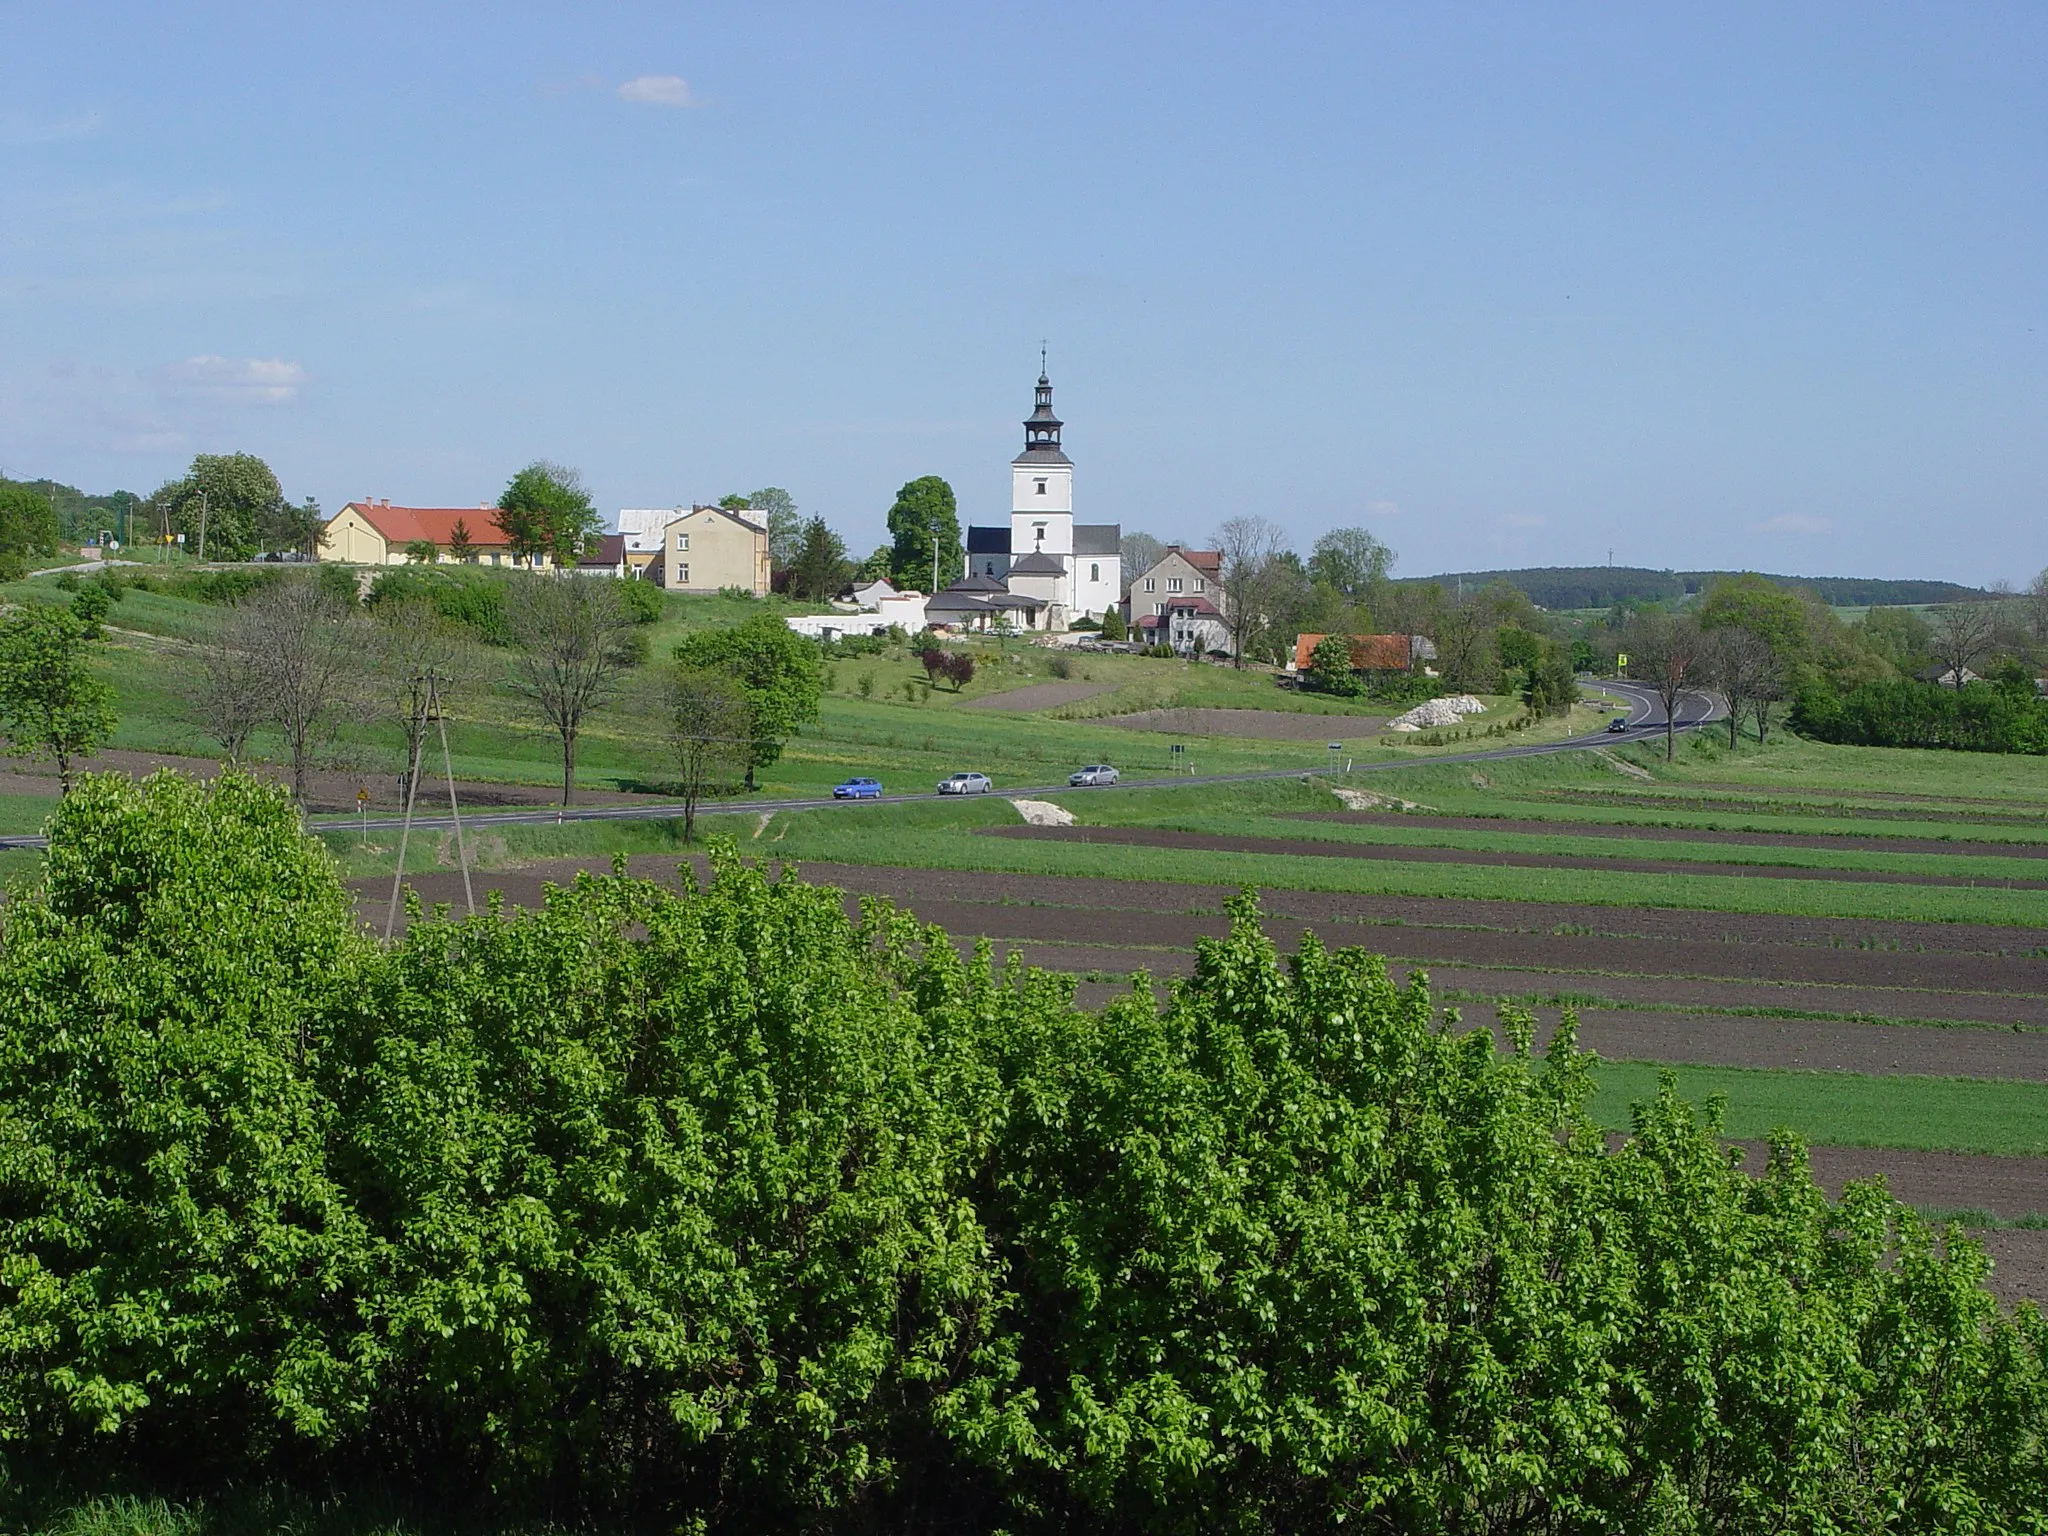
top-left (833, 776), bottom-right (883, 800)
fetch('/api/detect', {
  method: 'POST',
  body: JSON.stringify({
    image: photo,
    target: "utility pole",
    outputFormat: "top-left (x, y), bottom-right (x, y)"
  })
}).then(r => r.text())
top-left (195, 491), bottom-right (209, 564)
top-left (383, 668), bottom-right (474, 939)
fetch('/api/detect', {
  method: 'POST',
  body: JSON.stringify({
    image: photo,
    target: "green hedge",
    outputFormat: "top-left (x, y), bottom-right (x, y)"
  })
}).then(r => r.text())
top-left (1792, 676), bottom-right (2048, 753)
top-left (0, 771), bottom-right (2041, 1532)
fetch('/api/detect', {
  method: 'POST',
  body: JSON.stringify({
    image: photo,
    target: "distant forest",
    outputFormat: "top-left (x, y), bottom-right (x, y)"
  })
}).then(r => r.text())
top-left (1406, 565), bottom-right (1989, 611)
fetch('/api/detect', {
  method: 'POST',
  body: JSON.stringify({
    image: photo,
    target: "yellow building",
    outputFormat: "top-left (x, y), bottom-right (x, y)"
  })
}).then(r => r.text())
top-left (658, 505), bottom-right (770, 594)
top-left (318, 500), bottom-right (553, 567)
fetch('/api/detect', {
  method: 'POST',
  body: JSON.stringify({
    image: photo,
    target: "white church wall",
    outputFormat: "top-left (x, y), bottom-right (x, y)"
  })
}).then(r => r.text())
top-left (1011, 465), bottom-right (1073, 515)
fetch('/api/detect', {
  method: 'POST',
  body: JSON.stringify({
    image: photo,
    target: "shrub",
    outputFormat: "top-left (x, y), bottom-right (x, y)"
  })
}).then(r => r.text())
top-left (364, 566), bottom-right (512, 644)
top-left (1791, 677), bottom-right (2048, 754)
top-left (1045, 652), bottom-right (1074, 679)
top-left (0, 777), bottom-right (2043, 1531)
top-left (616, 576), bottom-right (664, 624)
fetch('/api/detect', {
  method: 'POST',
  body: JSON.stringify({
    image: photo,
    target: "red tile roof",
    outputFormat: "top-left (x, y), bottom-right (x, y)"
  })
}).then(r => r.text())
top-left (337, 502), bottom-right (512, 547)
top-left (1164, 547), bottom-right (1222, 574)
top-left (1294, 633), bottom-right (1413, 672)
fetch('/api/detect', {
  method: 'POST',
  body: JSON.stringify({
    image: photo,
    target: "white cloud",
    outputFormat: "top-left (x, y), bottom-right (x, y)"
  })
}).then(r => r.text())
top-left (617, 75), bottom-right (699, 108)
top-left (1368, 498), bottom-right (1401, 518)
top-left (1757, 513), bottom-right (1833, 535)
top-left (0, 109), bottom-right (103, 146)
top-left (159, 355), bottom-right (306, 404)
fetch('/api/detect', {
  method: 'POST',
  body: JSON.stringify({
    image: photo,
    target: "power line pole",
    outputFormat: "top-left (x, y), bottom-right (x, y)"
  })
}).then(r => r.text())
top-left (383, 668), bottom-right (474, 940)
top-left (195, 491), bottom-right (209, 563)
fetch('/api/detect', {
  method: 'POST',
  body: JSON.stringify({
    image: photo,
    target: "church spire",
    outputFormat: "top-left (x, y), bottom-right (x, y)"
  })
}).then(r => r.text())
top-left (1023, 366), bottom-right (1063, 455)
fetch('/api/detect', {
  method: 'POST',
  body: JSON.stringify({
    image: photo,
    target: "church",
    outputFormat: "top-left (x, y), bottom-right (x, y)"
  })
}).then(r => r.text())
top-left (930, 369), bottom-right (1120, 633)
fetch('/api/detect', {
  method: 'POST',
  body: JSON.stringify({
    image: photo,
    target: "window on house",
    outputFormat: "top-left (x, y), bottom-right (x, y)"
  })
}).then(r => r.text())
top-left (1194, 578), bottom-right (1206, 593)
top-left (1035, 478), bottom-right (1047, 495)
top-left (1167, 577), bottom-right (1183, 593)
top-left (1155, 603), bottom-right (1167, 616)
top-left (1033, 522), bottom-right (1046, 544)
top-left (676, 532), bottom-right (689, 551)
top-left (1090, 562), bottom-right (1100, 583)
top-left (677, 563), bottom-right (690, 584)
top-left (1143, 577), bottom-right (1156, 593)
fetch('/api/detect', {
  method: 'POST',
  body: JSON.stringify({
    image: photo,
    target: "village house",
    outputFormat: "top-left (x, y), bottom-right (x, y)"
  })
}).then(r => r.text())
top-left (1289, 633), bottom-right (1440, 676)
top-left (653, 504), bottom-right (771, 595)
top-left (1124, 546), bottom-right (1230, 655)
top-left (318, 500), bottom-right (546, 566)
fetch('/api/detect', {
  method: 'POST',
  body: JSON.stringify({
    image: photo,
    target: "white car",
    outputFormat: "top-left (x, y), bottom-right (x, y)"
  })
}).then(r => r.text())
top-left (1068, 764), bottom-right (1120, 786)
top-left (937, 772), bottom-right (993, 795)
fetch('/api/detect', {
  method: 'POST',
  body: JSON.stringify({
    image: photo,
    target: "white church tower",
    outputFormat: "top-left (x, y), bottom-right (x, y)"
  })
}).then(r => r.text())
top-left (1011, 370), bottom-right (1074, 559)
top-left (959, 363), bottom-right (1121, 626)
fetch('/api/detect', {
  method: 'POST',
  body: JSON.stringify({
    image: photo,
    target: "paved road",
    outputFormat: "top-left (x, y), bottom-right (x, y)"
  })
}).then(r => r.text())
top-left (0, 680), bottom-right (1719, 851)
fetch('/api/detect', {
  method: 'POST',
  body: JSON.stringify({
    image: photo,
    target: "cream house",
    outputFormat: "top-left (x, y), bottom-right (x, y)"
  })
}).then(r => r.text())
top-left (657, 505), bottom-right (771, 595)
top-left (318, 500), bottom-right (549, 567)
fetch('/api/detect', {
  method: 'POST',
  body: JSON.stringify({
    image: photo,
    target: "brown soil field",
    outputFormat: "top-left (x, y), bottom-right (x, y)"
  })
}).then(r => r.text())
top-left (360, 861), bottom-right (2048, 1030)
top-left (1102, 707), bottom-right (1385, 740)
top-left (887, 894), bottom-right (2048, 1000)
top-left (1502, 1008), bottom-right (2048, 1081)
top-left (1289, 810), bottom-right (2048, 858)
top-left (961, 682), bottom-right (1116, 710)
top-left (1546, 789), bottom-right (2048, 828)
top-left (1729, 1142), bottom-right (2048, 1222)
top-left (1684, 782), bottom-right (2048, 812)
top-left (0, 747), bottom-right (659, 815)
top-left (375, 857), bottom-right (2048, 956)
top-left (981, 823), bottom-right (2048, 890)
top-left (1973, 1230), bottom-right (2048, 1305)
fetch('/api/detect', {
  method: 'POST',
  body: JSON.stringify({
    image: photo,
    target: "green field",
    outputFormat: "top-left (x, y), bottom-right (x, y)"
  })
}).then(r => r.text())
top-left (1589, 1061), bottom-right (2048, 1157)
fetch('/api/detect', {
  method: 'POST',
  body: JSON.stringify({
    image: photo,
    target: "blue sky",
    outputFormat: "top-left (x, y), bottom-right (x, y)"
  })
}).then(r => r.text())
top-left (2, 2), bottom-right (2043, 582)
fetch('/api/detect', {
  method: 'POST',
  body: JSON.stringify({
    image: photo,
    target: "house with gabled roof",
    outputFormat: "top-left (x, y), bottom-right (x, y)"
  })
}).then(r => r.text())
top-left (318, 500), bottom-right (539, 566)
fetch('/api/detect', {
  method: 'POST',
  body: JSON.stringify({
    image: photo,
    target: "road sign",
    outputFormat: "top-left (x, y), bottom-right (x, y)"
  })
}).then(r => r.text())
top-left (357, 787), bottom-right (370, 806)
top-left (1615, 652), bottom-right (1629, 675)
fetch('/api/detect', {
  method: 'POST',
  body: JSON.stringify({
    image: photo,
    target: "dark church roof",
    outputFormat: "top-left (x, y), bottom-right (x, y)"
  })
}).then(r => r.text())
top-left (1007, 551), bottom-right (1065, 575)
top-left (1073, 524), bottom-right (1120, 556)
top-left (965, 525), bottom-right (1010, 554)
top-left (1014, 370), bottom-right (1074, 466)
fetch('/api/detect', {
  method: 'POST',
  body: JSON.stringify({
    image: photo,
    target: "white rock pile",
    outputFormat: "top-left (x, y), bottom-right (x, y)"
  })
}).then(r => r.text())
top-left (1387, 695), bottom-right (1488, 731)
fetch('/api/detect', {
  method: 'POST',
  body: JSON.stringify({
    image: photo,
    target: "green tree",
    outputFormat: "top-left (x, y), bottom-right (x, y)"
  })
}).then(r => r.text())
top-left (0, 484), bottom-right (62, 579)
top-left (504, 576), bottom-right (639, 804)
top-left (886, 476), bottom-right (960, 591)
top-left (1860, 604), bottom-right (1935, 675)
top-left (1305, 632), bottom-right (1362, 696)
top-left (151, 452), bottom-right (286, 562)
top-left (786, 515), bottom-right (850, 602)
top-left (404, 539), bottom-right (438, 564)
top-left (261, 495), bottom-right (324, 557)
top-left (0, 604), bottom-right (115, 791)
top-left (663, 666), bottom-right (754, 840)
top-left (672, 611), bottom-right (824, 787)
top-left (1099, 605), bottom-right (1127, 642)
top-left (446, 517), bottom-right (475, 561)
top-left (1307, 525), bottom-right (1395, 599)
top-left (495, 461), bottom-right (601, 568)
top-left (751, 487), bottom-right (802, 571)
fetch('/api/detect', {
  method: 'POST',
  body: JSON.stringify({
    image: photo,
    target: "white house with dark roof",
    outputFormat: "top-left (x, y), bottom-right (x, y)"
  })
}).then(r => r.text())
top-left (955, 369), bottom-right (1120, 631)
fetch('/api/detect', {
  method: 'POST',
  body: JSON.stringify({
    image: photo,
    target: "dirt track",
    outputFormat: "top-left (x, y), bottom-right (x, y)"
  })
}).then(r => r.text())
top-left (1102, 707), bottom-right (1385, 739)
top-left (0, 747), bottom-right (660, 815)
top-left (961, 682), bottom-right (1116, 711)
top-left (1290, 809), bottom-right (2048, 858)
top-left (980, 823), bottom-right (2048, 889)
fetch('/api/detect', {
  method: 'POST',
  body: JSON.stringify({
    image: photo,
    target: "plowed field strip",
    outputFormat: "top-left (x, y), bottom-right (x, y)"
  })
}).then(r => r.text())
top-left (1502, 1009), bottom-right (2048, 1081)
top-left (1548, 791), bottom-right (2048, 827)
top-left (980, 824), bottom-right (2048, 889)
top-left (1729, 1143), bottom-right (2048, 1221)
top-left (892, 896), bottom-right (2048, 997)
top-left (1286, 810), bottom-right (2048, 858)
top-left (360, 860), bottom-right (2048, 956)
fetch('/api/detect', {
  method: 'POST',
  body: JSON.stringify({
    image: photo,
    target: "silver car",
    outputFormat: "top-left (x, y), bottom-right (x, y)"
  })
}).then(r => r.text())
top-left (1068, 764), bottom-right (1119, 786)
top-left (937, 772), bottom-right (993, 795)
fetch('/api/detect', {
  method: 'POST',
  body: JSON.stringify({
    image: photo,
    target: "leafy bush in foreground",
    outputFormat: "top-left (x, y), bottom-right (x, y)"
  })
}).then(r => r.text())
top-left (0, 772), bottom-right (2042, 1533)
